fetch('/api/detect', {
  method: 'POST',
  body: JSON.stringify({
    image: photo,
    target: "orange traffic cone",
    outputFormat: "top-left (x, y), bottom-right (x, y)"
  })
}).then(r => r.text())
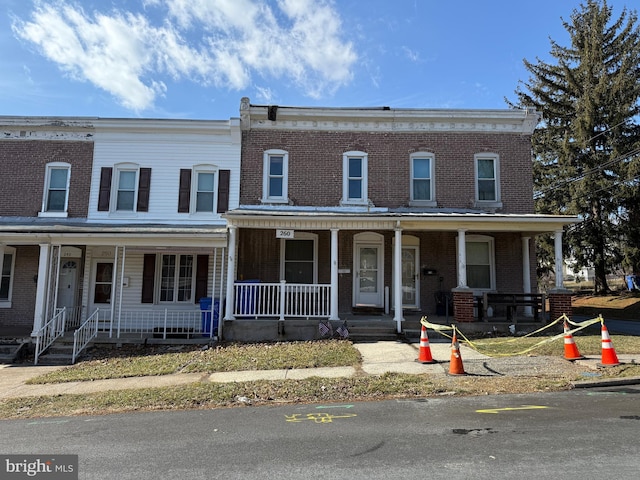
top-left (599, 323), bottom-right (621, 366)
top-left (563, 320), bottom-right (585, 361)
top-left (448, 329), bottom-right (466, 375)
top-left (416, 325), bottom-right (437, 364)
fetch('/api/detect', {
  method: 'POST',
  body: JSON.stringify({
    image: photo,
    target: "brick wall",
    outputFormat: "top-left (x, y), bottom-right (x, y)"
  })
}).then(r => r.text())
top-left (0, 246), bottom-right (38, 329)
top-left (0, 140), bottom-right (94, 217)
top-left (548, 292), bottom-right (573, 322)
top-left (241, 130), bottom-right (534, 214)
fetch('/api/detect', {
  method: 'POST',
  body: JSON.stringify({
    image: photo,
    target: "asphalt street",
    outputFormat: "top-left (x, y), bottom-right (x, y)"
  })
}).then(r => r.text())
top-left (1, 385), bottom-right (638, 479)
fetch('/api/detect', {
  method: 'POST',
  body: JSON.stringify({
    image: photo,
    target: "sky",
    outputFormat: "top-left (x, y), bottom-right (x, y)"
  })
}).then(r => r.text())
top-left (1, 0), bottom-right (635, 120)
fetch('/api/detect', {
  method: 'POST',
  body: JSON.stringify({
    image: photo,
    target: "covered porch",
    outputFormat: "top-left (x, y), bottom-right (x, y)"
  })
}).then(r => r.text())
top-left (222, 207), bottom-right (578, 341)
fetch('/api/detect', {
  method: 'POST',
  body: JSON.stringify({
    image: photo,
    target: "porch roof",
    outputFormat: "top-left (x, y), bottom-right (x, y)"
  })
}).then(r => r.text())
top-left (224, 206), bottom-right (579, 235)
top-left (0, 216), bottom-right (227, 247)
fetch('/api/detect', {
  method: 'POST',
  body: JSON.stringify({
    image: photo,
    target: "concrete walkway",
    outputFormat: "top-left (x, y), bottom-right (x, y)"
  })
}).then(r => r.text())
top-left (1, 341), bottom-right (639, 400)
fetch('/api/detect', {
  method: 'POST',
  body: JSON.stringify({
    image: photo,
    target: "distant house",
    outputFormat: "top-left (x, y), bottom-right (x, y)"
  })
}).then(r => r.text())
top-left (221, 98), bottom-right (578, 340)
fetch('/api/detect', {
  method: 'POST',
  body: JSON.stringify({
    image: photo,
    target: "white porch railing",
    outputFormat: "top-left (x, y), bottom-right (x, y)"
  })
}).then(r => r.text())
top-left (234, 281), bottom-right (331, 319)
top-left (34, 307), bottom-right (66, 365)
top-left (97, 309), bottom-right (214, 339)
top-left (72, 308), bottom-right (100, 364)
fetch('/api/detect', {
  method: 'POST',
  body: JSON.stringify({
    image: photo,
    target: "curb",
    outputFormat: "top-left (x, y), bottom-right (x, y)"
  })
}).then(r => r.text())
top-left (571, 375), bottom-right (640, 389)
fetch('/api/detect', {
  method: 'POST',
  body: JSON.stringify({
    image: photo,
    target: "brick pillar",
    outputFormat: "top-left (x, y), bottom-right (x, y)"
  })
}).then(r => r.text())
top-left (453, 289), bottom-right (474, 323)
top-left (548, 289), bottom-right (573, 322)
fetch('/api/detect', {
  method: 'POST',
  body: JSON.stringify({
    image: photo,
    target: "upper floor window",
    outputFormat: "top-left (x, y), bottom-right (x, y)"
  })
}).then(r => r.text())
top-left (39, 163), bottom-right (70, 217)
top-left (410, 153), bottom-right (436, 206)
top-left (475, 153), bottom-right (502, 207)
top-left (0, 247), bottom-right (16, 308)
top-left (342, 151), bottom-right (368, 206)
top-left (178, 166), bottom-right (230, 214)
top-left (97, 164), bottom-right (151, 214)
top-left (262, 150), bottom-right (289, 203)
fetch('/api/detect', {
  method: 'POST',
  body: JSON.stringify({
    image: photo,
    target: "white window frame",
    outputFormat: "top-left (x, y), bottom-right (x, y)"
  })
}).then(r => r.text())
top-left (262, 149), bottom-right (289, 204)
top-left (191, 164), bottom-right (219, 215)
top-left (462, 234), bottom-right (496, 294)
top-left (112, 163), bottom-right (139, 214)
top-left (341, 151), bottom-right (368, 206)
top-left (409, 152), bottom-right (436, 206)
top-left (279, 232), bottom-right (318, 284)
top-left (39, 162), bottom-right (71, 218)
top-left (158, 253), bottom-right (195, 303)
top-left (0, 246), bottom-right (16, 308)
top-left (474, 153), bottom-right (502, 208)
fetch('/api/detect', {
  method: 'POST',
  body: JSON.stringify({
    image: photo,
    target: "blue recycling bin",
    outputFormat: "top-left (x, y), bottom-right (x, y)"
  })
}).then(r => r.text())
top-left (626, 275), bottom-right (638, 291)
top-left (236, 280), bottom-right (259, 316)
top-left (200, 297), bottom-right (219, 336)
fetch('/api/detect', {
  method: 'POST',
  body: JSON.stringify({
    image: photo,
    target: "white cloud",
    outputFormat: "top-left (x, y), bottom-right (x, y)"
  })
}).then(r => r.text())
top-left (12, 0), bottom-right (357, 111)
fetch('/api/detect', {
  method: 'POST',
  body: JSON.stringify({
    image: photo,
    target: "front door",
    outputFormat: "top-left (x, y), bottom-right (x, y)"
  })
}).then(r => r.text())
top-left (354, 244), bottom-right (383, 307)
top-left (401, 247), bottom-right (419, 308)
top-left (57, 260), bottom-right (79, 327)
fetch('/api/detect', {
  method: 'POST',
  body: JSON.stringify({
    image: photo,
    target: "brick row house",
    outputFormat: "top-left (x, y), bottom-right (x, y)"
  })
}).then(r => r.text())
top-left (1, 99), bottom-right (577, 359)
top-left (221, 98), bottom-right (577, 340)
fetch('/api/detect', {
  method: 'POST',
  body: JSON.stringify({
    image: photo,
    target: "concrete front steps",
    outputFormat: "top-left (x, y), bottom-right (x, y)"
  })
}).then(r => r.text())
top-left (0, 342), bottom-right (29, 364)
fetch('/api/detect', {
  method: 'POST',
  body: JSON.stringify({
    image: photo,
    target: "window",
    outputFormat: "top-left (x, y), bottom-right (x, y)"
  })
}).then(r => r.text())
top-left (465, 235), bottom-right (495, 291)
top-left (160, 254), bottom-right (194, 302)
top-left (116, 169), bottom-right (137, 211)
top-left (341, 151), bottom-right (368, 205)
top-left (142, 253), bottom-right (209, 304)
top-left (93, 262), bottom-right (113, 304)
top-left (178, 166), bottom-right (230, 214)
top-left (410, 153), bottom-right (436, 206)
top-left (475, 153), bottom-right (501, 206)
top-left (98, 165), bottom-right (151, 213)
top-left (262, 150), bottom-right (289, 203)
top-left (195, 171), bottom-right (215, 212)
top-left (281, 233), bottom-right (318, 284)
top-left (0, 247), bottom-right (16, 307)
top-left (40, 163), bottom-right (70, 216)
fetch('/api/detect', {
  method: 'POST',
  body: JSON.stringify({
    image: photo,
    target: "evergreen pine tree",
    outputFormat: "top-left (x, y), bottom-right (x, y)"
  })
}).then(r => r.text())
top-left (512, 0), bottom-right (640, 293)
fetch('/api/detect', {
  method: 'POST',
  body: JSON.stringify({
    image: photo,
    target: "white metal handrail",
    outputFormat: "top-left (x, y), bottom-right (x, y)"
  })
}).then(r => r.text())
top-left (233, 281), bottom-right (331, 319)
top-left (72, 308), bottom-right (100, 364)
top-left (34, 307), bottom-right (66, 365)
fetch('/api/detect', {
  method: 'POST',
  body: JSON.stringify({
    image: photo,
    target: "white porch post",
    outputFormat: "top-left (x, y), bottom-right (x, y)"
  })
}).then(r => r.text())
top-left (457, 229), bottom-right (468, 288)
top-left (393, 227), bottom-right (403, 332)
top-left (224, 226), bottom-right (237, 320)
top-left (330, 228), bottom-right (340, 320)
top-left (32, 243), bottom-right (51, 336)
top-left (522, 236), bottom-right (532, 316)
top-left (554, 230), bottom-right (564, 289)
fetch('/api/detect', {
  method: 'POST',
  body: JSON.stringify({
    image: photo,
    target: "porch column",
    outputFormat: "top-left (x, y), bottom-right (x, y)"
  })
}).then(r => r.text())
top-left (554, 230), bottom-right (564, 289)
top-left (549, 229), bottom-right (573, 321)
top-left (32, 243), bottom-right (51, 336)
top-left (224, 226), bottom-right (237, 321)
top-left (393, 227), bottom-right (403, 331)
top-left (329, 228), bottom-right (339, 320)
top-left (457, 229), bottom-right (467, 288)
top-left (522, 236), bottom-right (532, 316)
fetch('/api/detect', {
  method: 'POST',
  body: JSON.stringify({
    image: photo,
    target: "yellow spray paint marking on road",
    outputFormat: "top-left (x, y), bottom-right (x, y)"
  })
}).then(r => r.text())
top-left (285, 413), bottom-right (357, 423)
top-left (476, 405), bottom-right (549, 414)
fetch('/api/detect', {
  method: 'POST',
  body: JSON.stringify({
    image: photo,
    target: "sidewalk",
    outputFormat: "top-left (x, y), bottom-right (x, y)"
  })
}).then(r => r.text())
top-left (1, 341), bottom-right (639, 400)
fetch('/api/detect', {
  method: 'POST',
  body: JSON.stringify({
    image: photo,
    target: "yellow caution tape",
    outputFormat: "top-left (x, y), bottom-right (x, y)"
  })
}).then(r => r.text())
top-left (419, 314), bottom-right (603, 357)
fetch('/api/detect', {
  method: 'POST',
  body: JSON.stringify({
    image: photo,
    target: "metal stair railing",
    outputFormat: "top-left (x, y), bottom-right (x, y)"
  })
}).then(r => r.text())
top-left (72, 308), bottom-right (100, 364)
top-left (34, 307), bottom-right (66, 365)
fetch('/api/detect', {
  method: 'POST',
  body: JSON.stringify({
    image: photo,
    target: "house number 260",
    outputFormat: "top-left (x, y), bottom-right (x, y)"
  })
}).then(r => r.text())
top-left (277, 229), bottom-right (294, 238)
